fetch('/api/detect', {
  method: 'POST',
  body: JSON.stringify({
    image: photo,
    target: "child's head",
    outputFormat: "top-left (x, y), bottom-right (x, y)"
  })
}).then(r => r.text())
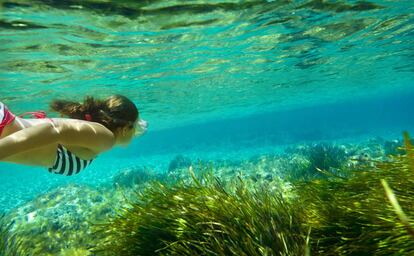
top-left (51, 94), bottom-right (147, 145)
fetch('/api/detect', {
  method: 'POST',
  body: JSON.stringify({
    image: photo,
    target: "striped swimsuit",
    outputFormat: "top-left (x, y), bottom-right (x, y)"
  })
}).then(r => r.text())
top-left (48, 144), bottom-right (94, 176)
top-left (2, 105), bottom-right (95, 176)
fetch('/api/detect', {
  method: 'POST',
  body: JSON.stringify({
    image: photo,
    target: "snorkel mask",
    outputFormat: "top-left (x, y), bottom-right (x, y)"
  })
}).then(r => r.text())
top-left (135, 119), bottom-right (148, 136)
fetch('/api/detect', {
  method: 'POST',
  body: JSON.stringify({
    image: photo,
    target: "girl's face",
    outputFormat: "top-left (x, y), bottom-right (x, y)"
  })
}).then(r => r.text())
top-left (116, 118), bottom-right (148, 146)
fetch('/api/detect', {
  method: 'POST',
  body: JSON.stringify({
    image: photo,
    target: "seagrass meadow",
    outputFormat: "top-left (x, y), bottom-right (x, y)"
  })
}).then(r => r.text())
top-left (1, 133), bottom-right (414, 255)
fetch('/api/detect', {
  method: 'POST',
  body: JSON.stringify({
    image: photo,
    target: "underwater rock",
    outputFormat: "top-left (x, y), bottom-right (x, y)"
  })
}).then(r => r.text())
top-left (6, 184), bottom-right (127, 255)
top-left (168, 154), bottom-right (192, 173)
top-left (384, 139), bottom-right (404, 156)
top-left (343, 138), bottom-right (394, 168)
top-left (282, 142), bottom-right (373, 180)
top-left (112, 166), bottom-right (157, 188)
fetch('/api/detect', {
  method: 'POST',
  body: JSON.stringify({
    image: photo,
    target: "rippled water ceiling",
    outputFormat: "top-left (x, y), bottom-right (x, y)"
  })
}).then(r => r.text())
top-left (1, 0), bottom-right (413, 129)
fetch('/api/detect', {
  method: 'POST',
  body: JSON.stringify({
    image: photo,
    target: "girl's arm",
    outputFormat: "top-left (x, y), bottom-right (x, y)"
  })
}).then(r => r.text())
top-left (0, 121), bottom-right (115, 160)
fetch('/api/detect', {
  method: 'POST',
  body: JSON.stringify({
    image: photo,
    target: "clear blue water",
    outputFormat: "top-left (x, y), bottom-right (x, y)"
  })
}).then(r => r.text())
top-left (1, 0), bottom-right (414, 212)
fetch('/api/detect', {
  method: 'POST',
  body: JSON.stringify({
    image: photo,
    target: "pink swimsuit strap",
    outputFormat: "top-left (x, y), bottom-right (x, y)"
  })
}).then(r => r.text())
top-left (18, 111), bottom-right (55, 124)
top-left (18, 111), bottom-right (47, 119)
top-left (1, 106), bottom-right (54, 137)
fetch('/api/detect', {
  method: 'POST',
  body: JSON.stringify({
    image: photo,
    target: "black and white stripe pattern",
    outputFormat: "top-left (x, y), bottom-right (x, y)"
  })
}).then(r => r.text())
top-left (48, 144), bottom-right (93, 176)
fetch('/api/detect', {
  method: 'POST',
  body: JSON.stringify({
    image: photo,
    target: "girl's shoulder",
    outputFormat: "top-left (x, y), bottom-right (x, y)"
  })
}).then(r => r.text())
top-left (53, 118), bottom-right (115, 153)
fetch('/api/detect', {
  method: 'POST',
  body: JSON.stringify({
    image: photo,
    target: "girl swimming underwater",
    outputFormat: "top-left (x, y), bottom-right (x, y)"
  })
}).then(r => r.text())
top-left (0, 95), bottom-right (147, 176)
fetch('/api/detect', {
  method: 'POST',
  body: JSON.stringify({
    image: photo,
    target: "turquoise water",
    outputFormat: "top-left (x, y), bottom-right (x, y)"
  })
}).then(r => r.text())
top-left (1, 0), bottom-right (414, 217)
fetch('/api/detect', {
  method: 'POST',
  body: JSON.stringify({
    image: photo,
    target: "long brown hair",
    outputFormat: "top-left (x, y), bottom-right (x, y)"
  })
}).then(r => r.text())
top-left (50, 95), bottom-right (139, 133)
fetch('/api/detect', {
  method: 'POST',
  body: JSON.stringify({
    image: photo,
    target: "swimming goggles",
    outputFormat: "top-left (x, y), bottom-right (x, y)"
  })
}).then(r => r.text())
top-left (135, 118), bottom-right (148, 136)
